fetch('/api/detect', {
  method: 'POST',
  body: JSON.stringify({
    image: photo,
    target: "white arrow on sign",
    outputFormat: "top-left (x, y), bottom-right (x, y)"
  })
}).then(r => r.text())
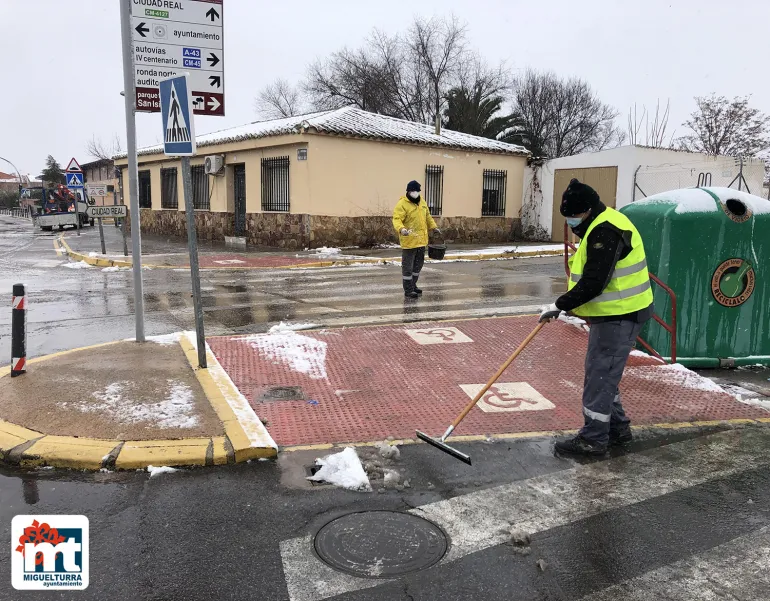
top-left (207, 96), bottom-right (221, 111)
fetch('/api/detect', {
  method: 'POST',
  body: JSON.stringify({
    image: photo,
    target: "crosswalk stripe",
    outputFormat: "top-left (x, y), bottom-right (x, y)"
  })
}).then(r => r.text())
top-left (580, 525), bottom-right (770, 600)
top-left (279, 429), bottom-right (770, 601)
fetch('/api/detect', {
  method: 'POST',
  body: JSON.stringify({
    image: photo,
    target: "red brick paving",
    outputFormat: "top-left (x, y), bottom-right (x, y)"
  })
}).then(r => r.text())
top-left (207, 317), bottom-right (767, 446)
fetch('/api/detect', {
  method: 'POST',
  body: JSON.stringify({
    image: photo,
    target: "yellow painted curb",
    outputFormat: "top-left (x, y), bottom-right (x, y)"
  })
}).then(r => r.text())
top-left (21, 436), bottom-right (117, 470)
top-left (281, 418), bottom-right (767, 453)
top-left (115, 438), bottom-right (211, 470)
top-left (180, 335), bottom-right (278, 462)
top-left (59, 236), bottom-right (132, 268)
top-left (59, 234), bottom-right (563, 271)
top-left (0, 339), bottom-right (254, 471)
top-left (0, 420), bottom-right (42, 457)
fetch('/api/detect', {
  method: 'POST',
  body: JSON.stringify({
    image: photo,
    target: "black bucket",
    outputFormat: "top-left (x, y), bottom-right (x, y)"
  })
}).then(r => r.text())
top-left (428, 244), bottom-right (447, 260)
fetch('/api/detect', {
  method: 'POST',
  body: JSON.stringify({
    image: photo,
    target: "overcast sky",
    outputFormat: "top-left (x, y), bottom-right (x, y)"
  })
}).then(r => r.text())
top-left (2, 0), bottom-right (768, 176)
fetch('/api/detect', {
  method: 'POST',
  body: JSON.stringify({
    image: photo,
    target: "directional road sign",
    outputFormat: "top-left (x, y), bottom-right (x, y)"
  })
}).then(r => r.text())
top-left (86, 184), bottom-right (108, 197)
top-left (86, 205), bottom-right (128, 219)
top-left (131, 0), bottom-right (224, 116)
top-left (66, 172), bottom-right (85, 187)
top-left (160, 74), bottom-right (196, 156)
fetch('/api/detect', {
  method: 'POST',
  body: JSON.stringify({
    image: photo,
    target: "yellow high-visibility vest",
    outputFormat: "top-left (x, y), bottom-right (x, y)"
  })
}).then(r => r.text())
top-left (568, 208), bottom-right (653, 317)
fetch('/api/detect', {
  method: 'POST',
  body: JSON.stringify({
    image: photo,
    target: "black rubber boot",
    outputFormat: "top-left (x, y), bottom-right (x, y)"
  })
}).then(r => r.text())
top-left (609, 426), bottom-right (633, 446)
top-left (554, 435), bottom-right (607, 456)
top-left (403, 279), bottom-right (418, 299)
top-left (413, 276), bottom-right (422, 294)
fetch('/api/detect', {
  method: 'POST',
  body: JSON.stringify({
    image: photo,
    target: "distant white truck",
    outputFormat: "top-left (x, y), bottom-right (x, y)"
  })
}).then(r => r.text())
top-left (35, 185), bottom-right (93, 231)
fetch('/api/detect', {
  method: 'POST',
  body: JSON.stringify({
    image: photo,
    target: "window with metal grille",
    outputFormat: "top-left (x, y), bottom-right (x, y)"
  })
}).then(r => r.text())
top-left (482, 169), bottom-right (507, 217)
top-left (424, 165), bottom-right (444, 216)
top-left (161, 168), bottom-right (178, 209)
top-left (138, 170), bottom-right (152, 208)
top-left (191, 165), bottom-right (210, 210)
top-left (261, 156), bottom-right (290, 212)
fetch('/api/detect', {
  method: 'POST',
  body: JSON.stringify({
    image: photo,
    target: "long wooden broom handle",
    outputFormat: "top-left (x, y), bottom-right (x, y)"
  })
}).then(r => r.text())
top-left (450, 321), bottom-right (545, 429)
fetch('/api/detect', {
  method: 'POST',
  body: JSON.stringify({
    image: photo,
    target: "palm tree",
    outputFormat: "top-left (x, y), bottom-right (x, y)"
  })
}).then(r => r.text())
top-left (443, 84), bottom-right (515, 140)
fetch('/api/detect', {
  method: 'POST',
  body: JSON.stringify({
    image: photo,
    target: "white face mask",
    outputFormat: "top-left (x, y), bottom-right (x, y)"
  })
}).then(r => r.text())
top-left (408, 191), bottom-right (420, 200)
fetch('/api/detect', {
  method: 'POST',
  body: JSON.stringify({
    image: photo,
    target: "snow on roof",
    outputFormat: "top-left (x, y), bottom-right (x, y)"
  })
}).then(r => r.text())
top-left (635, 187), bottom-right (770, 215)
top-left (121, 106), bottom-right (530, 158)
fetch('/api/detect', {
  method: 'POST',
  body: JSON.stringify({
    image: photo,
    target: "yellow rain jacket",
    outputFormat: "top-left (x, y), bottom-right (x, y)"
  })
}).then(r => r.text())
top-left (392, 196), bottom-right (437, 249)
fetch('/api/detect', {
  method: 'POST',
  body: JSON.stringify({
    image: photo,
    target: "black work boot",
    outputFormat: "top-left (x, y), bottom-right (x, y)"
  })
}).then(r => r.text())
top-left (554, 435), bottom-right (607, 456)
top-left (609, 426), bottom-right (633, 446)
top-left (403, 280), bottom-right (419, 299)
top-left (413, 276), bottom-right (422, 294)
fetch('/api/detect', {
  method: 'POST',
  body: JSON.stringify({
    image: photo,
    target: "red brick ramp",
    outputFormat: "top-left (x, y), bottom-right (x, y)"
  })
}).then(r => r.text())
top-left (207, 317), bottom-right (766, 447)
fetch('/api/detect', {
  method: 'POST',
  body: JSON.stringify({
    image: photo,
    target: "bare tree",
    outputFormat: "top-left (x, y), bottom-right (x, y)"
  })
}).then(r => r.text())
top-left (303, 15), bottom-right (470, 131)
top-left (628, 99), bottom-right (674, 147)
top-left (409, 15), bottom-right (467, 134)
top-left (505, 70), bottom-right (624, 158)
top-left (86, 134), bottom-right (123, 161)
top-left (255, 78), bottom-right (303, 119)
top-left (676, 94), bottom-right (770, 157)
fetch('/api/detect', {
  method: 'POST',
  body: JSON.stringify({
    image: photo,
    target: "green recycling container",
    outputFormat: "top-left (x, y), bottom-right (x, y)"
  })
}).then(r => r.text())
top-left (621, 187), bottom-right (770, 368)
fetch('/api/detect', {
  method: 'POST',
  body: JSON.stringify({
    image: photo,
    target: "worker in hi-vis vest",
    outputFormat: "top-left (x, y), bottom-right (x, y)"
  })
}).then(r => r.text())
top-left (540, 179), bottom-right (654, 456)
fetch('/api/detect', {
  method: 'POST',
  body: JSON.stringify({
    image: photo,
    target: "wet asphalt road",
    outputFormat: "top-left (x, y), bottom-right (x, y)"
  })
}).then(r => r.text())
top-left (2, 215), bottom-right (770, 600)
top-left (0, 216), bottom-right (564, 360)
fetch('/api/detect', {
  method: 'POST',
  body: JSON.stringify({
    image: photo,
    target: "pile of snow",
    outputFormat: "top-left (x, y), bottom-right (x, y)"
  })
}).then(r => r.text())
top-left (378, 441), bottom-right (401, 460)
top-left (629, 349), bottom-right (665, 363)
top-left (62, 261), bottom-right (91, 269)
top-left (147, 465), bottom-right (179, 477)
top-left (88, 252), bottom-right (99, 257)
top-left (236, 331), bottom-right (328, 379)
top-left (311, 247), bottom-right (342, 256)
top-left (67, 379), bottom-right (200, 428)
top-left (307, 447), bottom-right (372, 491)
top-left (146, 332), bottom-right (182, 345)
top-left (268, 321), bottom-right (321, 333)
top-left (626, 363), bottom-right (726, 394)
top-left (635, 187), bottom-right (770, 215)
top-left (451, 244), bottom-right (563, 257)
top-left (102, 266), bottom-right (131, 272)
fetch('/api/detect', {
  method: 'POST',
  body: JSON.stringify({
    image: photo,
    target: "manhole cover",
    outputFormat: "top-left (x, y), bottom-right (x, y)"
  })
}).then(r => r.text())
top-left (314, 511), bottom-right (448, 578)
top-left (258, 386), bottom-right (304, 402)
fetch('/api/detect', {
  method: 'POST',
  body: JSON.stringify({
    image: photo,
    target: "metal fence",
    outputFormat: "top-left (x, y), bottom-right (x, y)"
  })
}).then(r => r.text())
top-left (0, 207), bottom-right (33, 220)
top-left (632, 157), bottom-right (767, 202)
top-left (424, 164), bottom-right (444, 216)
top-left (482, 169), bottom-right (507, 217)
top-left (261, 156), bottom-right (290, 212)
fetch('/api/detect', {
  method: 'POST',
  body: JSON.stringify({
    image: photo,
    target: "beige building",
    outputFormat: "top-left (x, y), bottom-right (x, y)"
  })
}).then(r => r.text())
top-left (114, 106), bottom-right (530, 248)
top-left (81, 159), bottom-right (120, 207)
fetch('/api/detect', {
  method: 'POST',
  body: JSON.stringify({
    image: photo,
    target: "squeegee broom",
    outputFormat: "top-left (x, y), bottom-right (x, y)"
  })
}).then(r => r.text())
top-left (416, 322), bottom-right (545, 465)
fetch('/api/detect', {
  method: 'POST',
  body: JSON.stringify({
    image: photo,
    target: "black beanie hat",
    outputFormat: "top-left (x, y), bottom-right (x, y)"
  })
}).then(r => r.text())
top-left (406, 180), bottom-right (421, 193)
top-left (560, 179), bottom-right (601, 217)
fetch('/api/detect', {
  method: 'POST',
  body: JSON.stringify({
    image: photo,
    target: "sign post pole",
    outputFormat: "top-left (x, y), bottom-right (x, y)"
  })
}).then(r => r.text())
top-left (120, 0), bottom-right (145, 342)
top-left (181, 157), bottom-right (207, 368)
top-left (159, 74), bottom-right (205, 367)
top-left (97, 216), bottom-right (106, 255)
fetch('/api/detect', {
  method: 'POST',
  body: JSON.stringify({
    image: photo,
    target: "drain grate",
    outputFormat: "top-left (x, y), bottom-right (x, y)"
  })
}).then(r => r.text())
top-left (314, 510), bottom-right (448, 578)
top-left (258, 386), bottom-right (304, 402)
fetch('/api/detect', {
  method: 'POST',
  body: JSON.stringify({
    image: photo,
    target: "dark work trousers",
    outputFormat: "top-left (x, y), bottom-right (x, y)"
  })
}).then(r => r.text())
top-left (401, 247), bottom-right (426, 293)
top-left (580, 319), bottom-right (642, 446)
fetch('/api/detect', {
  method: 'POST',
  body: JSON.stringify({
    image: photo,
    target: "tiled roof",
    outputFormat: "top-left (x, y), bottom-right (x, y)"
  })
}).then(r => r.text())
top-left (122, 106), bottom-right (529, 158)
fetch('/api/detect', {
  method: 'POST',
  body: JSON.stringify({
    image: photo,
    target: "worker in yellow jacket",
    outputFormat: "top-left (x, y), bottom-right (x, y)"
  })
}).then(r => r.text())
top-left (392, 180), bottom-right (440, 298)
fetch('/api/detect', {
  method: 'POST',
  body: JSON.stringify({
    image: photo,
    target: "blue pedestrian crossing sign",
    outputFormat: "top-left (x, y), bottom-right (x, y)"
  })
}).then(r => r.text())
top-left (66, 172), bottom-right (84, 187)
top-left (159, 74), bottom-right (196, 157)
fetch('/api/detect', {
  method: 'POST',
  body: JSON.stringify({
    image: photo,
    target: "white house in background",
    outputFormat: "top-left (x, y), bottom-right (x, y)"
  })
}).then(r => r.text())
top-left (521, 145), bottom-right (767, 242)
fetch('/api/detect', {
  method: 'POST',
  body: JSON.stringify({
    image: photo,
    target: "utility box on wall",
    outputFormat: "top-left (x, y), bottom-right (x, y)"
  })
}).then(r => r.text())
top-left (622, 187), bottom-right (770, 367)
